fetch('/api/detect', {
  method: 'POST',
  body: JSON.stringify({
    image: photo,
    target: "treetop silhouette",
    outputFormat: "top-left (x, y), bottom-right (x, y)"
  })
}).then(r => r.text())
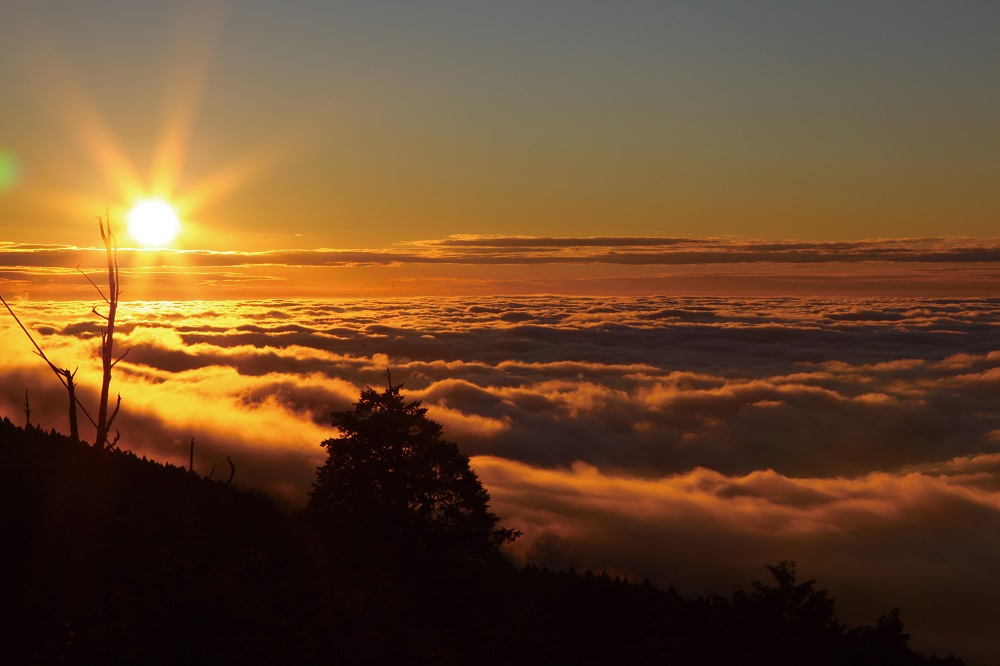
top-left (307, 379), bottom-right (519, 567)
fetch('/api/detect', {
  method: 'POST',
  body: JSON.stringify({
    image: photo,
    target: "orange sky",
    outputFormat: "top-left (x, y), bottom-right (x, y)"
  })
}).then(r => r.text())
top-left (2, 237), bottom-right (1000, 300)
top-left (1, 1), bottom-right (998, 280)
top-left (1, 4), bottom-right (999, 661)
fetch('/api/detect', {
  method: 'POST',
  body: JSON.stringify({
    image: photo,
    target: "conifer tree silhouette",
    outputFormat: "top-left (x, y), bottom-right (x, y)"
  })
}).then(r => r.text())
top-left (308, 378), bottom-right (518, 567)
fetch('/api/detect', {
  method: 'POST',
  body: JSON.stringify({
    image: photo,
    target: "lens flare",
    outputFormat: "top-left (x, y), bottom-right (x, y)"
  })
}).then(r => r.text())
top-left (0, 150), bottom-right (19, 193)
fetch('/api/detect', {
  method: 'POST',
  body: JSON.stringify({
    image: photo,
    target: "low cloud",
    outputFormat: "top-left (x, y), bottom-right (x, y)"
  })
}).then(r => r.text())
top-left (476, 456), bottom-right (1000, 662)
top-left (1, 295), bottom-right (998, 661)
top-left (4, 237), bottom-right (1000, 298)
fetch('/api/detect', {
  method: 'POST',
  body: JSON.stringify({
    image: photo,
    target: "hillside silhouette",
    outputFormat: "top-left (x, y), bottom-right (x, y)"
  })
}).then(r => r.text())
top-left (1, 405), bottom-right (966, 665)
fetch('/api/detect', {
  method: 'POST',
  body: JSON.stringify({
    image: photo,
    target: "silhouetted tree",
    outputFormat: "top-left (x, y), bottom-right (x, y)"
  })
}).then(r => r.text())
top-left (731, 561), bottom-right (842, 664)
top-left (85, 210), bottom-right (129, 473)
top-left (1, 296), bottom-right (83, 443)
top-left (734, 561), bottom-right (838, 630)
top-left (0, 417), bottom-right (968, 664)
top-left (307, 382), bottom-right (518, 568)
top-left (1, 210), bottom-right (129, 463)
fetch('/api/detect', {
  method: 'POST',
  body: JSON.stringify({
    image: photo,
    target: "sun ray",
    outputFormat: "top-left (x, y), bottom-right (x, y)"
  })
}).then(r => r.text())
top-left (8, 1), bottom-right (307, 251)
top-left (149, 1), bottom-right (226, 197)
top-left (175, 136), bottom-right (302, 214)
top-left (21, 22), bottom-right (144, 201)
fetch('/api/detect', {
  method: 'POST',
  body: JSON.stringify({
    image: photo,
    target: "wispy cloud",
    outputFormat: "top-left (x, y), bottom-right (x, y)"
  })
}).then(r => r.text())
top-left (411, 235), bottom-right (1000, 265)
top-left (5, 236), bottom-right (1000, 270)
top-left (5, 237), bottom-right (1000, 299)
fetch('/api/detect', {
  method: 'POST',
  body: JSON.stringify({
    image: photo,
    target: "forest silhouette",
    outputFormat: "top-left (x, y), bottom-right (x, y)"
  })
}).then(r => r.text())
top-left (0, 387), bottom-right (967, 665)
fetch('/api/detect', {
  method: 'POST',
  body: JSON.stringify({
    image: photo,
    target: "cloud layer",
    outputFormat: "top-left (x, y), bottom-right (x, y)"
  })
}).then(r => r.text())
top-left (5, 236), bottom-right (1000, 268)
top-left (1, 295), bottom-right (998, 661)
top-left (3, 236), bottom-right (1000, 298)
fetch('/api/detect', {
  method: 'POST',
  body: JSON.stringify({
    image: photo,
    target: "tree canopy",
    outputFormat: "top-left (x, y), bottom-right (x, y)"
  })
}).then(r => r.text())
top-left (307, 383), bottom-right (518, 567)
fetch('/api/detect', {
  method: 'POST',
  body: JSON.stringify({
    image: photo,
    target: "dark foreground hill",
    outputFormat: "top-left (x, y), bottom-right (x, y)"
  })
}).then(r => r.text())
top-left (1, 417), bottom-right (965, 665)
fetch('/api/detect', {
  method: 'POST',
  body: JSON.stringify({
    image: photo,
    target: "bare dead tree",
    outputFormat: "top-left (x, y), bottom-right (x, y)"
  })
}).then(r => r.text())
top-left (23, 389), bottom-right (31, 429)
top-left (226, 456), bottom-right (236, 485)
top-left (82, 210), bottom-right (132, 474)
top-left (2, 211), bottom-right (131, 486)
top-left (1, 295), bottom-right (92, 443)
top-left (60, 368), bottom-right (80, 443)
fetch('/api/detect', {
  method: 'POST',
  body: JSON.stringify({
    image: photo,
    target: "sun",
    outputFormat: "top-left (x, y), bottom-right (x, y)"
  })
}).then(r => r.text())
top-left (126, 198), bottom-right (181, 247)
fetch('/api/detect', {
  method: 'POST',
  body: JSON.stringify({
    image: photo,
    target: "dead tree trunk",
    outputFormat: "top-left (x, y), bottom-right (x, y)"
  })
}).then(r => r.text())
top-left (94, 214), bottom-right (118, 469)
top-left (58, 368), bottom-right (80, 443)
top-left (2, 210), bottom-right (129, 487)
top-left (1, 295), bottom-right (91, 442)
top-left (84, 210), bottom-right (129, 480)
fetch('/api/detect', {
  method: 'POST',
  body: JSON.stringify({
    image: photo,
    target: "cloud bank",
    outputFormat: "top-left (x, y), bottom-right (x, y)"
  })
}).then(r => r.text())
top-left (5, 236), bottom-right (1000, 268)
top-left (3, 236), bottom-right (1000, 298)
top-left (1, 295), bottom-right (998, 661)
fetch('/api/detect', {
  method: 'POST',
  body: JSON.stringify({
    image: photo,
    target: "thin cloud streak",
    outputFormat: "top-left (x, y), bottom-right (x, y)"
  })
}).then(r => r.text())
top-left (4, 236), bottom-right (1000, 269)
top-left (5, 237), bottom-right (1000, 299)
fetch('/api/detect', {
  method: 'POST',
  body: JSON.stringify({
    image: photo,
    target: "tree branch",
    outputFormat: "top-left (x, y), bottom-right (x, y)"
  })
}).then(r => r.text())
top-left (111, 346), bottom-right (134, 368)
top-left (78, 265), bottom-right (110, 305)
top-left (104, 393), bottom-right (122, 439)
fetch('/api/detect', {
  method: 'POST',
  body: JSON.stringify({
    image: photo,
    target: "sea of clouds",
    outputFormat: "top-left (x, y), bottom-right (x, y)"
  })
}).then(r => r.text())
top-left (2, 295), bottom-right (999, 662)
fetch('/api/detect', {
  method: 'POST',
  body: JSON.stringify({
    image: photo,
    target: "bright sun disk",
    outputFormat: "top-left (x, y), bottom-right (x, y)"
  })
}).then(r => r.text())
top-left (126, 198), bottom-right (180, 247)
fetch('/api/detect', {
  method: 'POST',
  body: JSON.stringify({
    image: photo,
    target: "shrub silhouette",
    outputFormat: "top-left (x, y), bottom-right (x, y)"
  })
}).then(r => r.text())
top-left (306, 382), bottom-right (518, 568)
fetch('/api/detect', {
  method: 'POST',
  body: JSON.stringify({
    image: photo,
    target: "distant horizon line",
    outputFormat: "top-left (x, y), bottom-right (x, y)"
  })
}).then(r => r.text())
top-left (3, 234), bottom-right (1000, 269)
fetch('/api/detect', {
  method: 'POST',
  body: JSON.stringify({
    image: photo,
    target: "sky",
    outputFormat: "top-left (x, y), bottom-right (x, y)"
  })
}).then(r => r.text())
top-left (1, 1), bottom-right (998, 262)
top-left (1, 1), bottom-right (1000, 663)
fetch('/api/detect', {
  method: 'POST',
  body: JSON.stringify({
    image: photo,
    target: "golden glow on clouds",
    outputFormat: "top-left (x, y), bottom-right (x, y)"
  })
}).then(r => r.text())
top-left (4, 235), bottom-right (1000, 301)
top-left (1, 297), bottom-right (998, 660)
